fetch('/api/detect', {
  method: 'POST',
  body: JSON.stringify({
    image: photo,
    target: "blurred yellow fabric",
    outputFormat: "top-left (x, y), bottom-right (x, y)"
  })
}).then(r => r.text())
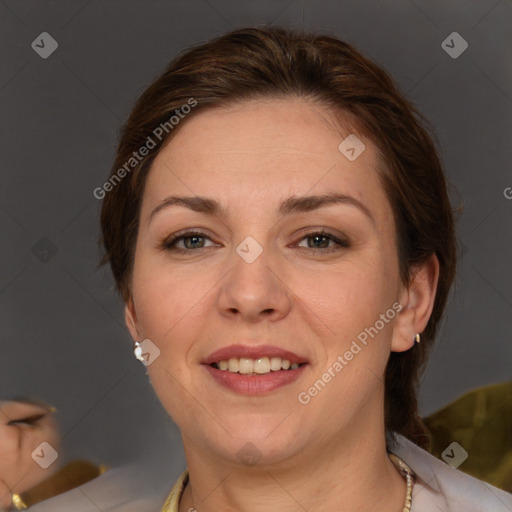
top-left (423, 381), bottom-right (512, 493)
top-left (14, 460), bottom-right (108, 508)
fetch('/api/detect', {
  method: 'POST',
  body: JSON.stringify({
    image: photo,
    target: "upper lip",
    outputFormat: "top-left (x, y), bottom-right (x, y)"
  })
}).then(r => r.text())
top-left (202, 344), bottom-right (309, 365)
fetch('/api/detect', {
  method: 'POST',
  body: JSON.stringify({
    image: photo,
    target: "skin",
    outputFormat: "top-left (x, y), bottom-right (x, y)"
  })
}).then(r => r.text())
top-left (125, 98), bottom-right (439, 511)
top-left (0, 400), bottom-right (60, 508)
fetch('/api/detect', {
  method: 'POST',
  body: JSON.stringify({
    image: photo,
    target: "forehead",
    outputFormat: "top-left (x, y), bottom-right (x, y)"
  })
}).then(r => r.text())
top-left (153, 97), bottom-right (370, 166)
top-left (143, 98), bottom-right (391, 225)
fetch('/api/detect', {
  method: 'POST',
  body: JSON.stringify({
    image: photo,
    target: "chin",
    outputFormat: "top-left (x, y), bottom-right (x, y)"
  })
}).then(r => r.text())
top-left (202, 423), bottom-right (305, 468)
top-left (226, 440), bottom-right (301, 469)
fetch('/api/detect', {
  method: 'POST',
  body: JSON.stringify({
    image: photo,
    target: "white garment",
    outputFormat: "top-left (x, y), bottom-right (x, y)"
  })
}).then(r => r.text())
top-left (389, 433), bottom-right (512, 511)
top-left (27, 462), bottom-right (170, 512)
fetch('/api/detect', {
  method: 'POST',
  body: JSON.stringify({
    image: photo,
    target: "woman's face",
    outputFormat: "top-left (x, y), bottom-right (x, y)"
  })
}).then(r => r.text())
top-left (126, 98), bottom-right (421, 465)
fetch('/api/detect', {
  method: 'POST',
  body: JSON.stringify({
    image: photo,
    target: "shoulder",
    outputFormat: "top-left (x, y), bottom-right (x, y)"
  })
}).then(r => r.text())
top-left (388, 433), bottom-right (512, 512)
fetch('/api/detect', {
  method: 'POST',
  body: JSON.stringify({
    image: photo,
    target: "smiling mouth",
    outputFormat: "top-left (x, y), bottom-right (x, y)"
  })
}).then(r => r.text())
top-left (210, 356), bottom-right (307, 375)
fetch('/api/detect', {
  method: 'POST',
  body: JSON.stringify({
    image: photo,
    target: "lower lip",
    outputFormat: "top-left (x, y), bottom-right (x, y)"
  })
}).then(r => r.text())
top-left (203, 364), bottom-right (307, 395)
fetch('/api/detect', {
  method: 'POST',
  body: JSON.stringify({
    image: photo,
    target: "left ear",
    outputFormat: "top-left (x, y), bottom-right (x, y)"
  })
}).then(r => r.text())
top-left (391, 253), bottom-right (440, 352)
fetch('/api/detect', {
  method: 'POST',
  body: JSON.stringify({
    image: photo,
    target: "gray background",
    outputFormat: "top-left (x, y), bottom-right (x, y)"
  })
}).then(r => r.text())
top-left (1, 0), bottom-right (511, 485)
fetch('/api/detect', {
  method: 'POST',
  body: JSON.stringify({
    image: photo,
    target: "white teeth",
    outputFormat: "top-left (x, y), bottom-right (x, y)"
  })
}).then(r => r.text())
top-left (254, 357), bottom-right (270, 374)
top-left (214, 356), bottom-right (302, 374)
top-left (228, 358), bottom-right (239, 372)
top-left (238, 358), bottom-right (253, 374)
top-left (270, 357), bottom-right (282, 371)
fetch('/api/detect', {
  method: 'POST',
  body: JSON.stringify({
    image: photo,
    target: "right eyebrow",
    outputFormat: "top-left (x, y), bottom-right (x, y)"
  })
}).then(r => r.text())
top-left (149, 196), bottom-right (227, 225)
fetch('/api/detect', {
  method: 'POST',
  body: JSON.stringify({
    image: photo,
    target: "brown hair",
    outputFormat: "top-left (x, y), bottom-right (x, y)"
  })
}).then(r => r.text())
top-left (100, 26), bottom-right (457, 447)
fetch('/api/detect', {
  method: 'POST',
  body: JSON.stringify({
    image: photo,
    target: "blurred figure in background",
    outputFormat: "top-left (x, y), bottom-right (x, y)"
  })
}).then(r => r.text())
top-left (0, 398), bottom-right (61, 510)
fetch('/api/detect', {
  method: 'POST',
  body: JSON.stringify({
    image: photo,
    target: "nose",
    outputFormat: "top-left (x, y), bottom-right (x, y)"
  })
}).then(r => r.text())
top-left (216, 238), bottom-right (292, 324)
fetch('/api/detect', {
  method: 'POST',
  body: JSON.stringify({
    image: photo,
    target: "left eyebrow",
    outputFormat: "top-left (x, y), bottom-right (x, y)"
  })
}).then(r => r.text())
top-left (278, 193), bottom-right (375, 226)
top-left (148, 192), bottom-right (375, 226)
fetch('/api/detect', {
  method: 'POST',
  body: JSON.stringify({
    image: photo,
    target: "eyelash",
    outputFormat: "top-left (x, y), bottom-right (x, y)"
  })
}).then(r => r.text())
top-left (7, 413), bottom-right (46, 427)
top-left (160, 229), bottom-right (350, 254)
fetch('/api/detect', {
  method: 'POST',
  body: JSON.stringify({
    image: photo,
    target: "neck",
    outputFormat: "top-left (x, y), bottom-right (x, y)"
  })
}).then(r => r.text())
top-left (178, 407), bottom-right (407, 512)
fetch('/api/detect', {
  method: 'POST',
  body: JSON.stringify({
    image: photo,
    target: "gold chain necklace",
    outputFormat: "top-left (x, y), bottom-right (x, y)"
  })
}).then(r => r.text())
top-left (389, 453), bottom-right (415, 512)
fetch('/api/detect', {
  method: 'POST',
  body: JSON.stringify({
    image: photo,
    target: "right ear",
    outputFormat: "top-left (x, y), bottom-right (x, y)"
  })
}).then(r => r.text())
top-left (124, 296), bottom-right (139, 342)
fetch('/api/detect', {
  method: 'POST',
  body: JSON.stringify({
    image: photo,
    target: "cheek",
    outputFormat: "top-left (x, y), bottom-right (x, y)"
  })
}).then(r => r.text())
top-left (299, 257), bottom-right (393, 328)
top-left (297, 257), bottom-right (398, 384)
top-left (131, 260), bottom-right (216, 393)
top-left (0, 424), bottom-right (19, 452)
top-left (131, 258), bottom-right (205, 339)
